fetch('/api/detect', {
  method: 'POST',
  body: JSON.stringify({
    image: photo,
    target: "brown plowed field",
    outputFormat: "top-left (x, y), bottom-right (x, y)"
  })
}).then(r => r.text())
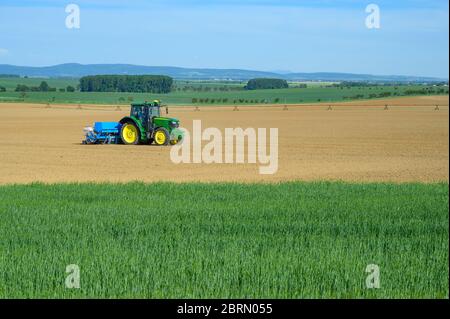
top-left (0, 96), bottom-right (448, 184)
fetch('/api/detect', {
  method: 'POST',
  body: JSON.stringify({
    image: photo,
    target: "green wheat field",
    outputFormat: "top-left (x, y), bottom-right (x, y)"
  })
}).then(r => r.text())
top-left (0, 182), bottom-right (448, 298)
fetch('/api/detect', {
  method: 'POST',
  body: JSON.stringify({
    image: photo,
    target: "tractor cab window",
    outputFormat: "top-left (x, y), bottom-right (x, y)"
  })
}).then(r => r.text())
top-left (131, 106), bottom-right (139, 118)
top-left (149, 106), bottom-right (160, 118)
top-left (131, 106), bottom-right (149, 122)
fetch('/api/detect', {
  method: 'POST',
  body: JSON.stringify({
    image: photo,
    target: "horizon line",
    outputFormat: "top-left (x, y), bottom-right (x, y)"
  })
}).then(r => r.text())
top-left (0, 62), bottom-right (448, 80)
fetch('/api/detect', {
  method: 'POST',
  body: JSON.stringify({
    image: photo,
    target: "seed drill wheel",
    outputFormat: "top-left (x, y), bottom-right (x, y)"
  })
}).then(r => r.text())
top-left (120, 122), bottom-right (140, 145)
top-left (154, 127), bottom-right (170, 146)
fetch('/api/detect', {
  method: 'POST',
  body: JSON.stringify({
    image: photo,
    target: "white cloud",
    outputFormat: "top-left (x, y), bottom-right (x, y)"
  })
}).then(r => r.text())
top-left (0, 48), bottom-right (9, 56)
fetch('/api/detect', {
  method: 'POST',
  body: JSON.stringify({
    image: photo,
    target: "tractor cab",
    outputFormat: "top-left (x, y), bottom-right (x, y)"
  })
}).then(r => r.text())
top-left (130, 100), bottom-right (161, 123)
top-left (129, 100), bottom-right (161, 135)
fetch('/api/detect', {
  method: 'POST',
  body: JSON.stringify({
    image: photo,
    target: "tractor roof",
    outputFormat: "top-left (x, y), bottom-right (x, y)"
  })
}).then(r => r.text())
top-left (131, 100), bottom-right (161, 107)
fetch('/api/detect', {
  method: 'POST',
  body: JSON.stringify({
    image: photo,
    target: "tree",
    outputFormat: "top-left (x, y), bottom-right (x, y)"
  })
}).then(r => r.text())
top-left (79, 75), bottom-right (173, 93)
top-left (66, 85), bottom-right (75, 92)
top-left (39, 81), bottom-right (50, 92)
top-left (245, 78), bottom-right (289, 90)
top-left (15, 84), bottom-right (29, 92)
top-left (0, 86), bottom-right (6, 92)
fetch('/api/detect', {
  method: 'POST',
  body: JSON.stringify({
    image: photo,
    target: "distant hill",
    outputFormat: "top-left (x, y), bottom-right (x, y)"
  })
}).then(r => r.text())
top-left (0, 63), bottom-right (446, 82)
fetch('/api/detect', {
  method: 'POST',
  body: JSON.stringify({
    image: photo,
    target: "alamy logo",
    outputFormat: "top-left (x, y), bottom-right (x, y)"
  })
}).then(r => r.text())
top-left (365, 264), bottom-right (380, 289)
top-left (170, 120), bottom-right (278, 174)
top-left (365, 4), bottom-right (381, 29)
top-left (65, 264), bottom-right (80, 289)
top-left (65, 4), bottom-right (80, 29)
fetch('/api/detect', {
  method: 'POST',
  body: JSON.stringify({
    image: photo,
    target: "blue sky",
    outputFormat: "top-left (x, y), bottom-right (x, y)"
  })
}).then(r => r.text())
top-left (0, 0), bottom-right (448, 78)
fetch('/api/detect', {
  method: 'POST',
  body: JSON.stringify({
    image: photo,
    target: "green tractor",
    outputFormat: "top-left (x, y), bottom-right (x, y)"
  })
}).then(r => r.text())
top-left (119, 100), bottom-right (183, 145)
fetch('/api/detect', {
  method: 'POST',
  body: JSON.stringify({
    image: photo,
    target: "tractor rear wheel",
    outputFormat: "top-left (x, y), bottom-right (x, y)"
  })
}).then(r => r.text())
top-left (120, 122), bottom-right (140, 145)
top-left (154, 127), bottom-right (170, 146)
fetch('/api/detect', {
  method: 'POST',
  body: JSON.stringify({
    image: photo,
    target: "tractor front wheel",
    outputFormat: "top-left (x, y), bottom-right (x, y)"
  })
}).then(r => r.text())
top-left (120, 122), bottom-right (140, 145)
top-left (153, 127), bottom-right (170, 146)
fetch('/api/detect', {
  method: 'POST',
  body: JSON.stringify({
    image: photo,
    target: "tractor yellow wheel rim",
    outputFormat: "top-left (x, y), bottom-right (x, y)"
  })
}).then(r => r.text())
top-left (122, 124), bottom-right (138, 144)
top-left (155, 131), bottom-right (166, 145)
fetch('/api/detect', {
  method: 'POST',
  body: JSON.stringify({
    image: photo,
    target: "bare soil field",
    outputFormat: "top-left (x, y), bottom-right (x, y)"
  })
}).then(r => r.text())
top-left (0, 96), bottom-right (448, 184)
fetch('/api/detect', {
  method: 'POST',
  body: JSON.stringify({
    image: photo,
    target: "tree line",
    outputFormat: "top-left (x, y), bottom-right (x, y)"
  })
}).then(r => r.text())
top-left (79, 75), bottom-right (173, 93)
top-left (173, 85), bottom-right (244, 92)
top-left (343, 87), bottom-right (448, 100)
top-left (0, 74), bottom-right (20, 78)
top-left (14, 81), bottom-right (75, 92)
top-left (192, 97), bottom-right (281, 104)
top-left (245, 78), bottom-right (289, 90)
top-left (334, 81), bottom-right (449, 88)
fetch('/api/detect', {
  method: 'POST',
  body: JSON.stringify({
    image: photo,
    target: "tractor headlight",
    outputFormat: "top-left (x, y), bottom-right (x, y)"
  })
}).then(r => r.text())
top-left (170, 121), bottom-right (179, 128)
